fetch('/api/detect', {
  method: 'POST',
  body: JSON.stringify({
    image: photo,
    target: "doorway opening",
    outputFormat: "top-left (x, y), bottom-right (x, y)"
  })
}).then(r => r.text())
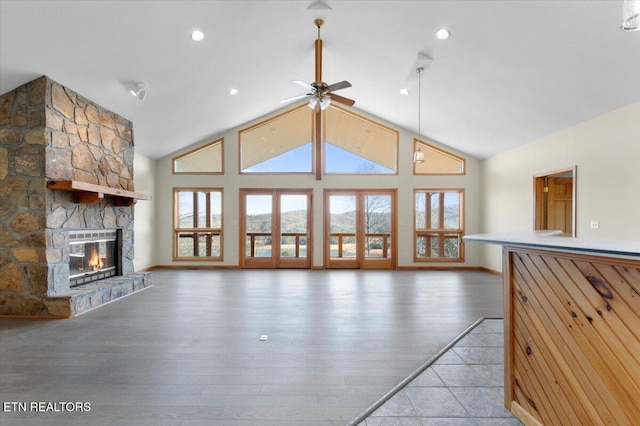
top-left (534, 167), bottom-right (576, 237)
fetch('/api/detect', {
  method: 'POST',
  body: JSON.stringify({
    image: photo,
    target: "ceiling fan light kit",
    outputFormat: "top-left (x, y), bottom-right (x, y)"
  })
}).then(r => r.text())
top-left (280, 18), bottom-right (355, 112)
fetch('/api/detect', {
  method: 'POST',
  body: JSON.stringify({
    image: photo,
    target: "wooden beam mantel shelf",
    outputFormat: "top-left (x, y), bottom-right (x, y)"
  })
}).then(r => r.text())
top-left (47, 180), bottom-right (151, 206)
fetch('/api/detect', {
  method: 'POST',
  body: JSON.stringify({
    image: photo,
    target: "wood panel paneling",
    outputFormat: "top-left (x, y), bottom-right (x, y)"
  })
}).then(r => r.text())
top-left (505, 247), bottom-right (640, 426)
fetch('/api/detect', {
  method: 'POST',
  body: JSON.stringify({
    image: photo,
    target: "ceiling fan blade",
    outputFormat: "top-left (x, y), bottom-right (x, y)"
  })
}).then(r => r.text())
top-left (280, 93), bottom-right (312, 103)
top-left (294, 80), bottom-right (316, 92)
top-left (326, 80), bottom-right (352, 93)
top-left (328, 93), bottom-right (355, 107)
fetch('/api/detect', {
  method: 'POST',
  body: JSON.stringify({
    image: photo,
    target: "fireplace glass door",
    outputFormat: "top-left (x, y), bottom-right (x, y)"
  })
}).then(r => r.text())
top-left (69, 230), bottom-right (119, 286)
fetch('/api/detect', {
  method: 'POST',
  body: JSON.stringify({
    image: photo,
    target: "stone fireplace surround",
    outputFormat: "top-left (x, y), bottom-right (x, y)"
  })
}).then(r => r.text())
top-left (0, 76), bottom-right (151, 317)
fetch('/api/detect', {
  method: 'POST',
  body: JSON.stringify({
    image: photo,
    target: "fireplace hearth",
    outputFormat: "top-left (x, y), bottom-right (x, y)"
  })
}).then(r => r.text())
top-left (69, 230), bottom-right (121, 287)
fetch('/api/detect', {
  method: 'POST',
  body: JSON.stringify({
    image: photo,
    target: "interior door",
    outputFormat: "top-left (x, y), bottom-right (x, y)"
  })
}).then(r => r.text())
top-left (547, 177), bottom-right (573, 236)
top-left (241, 190), bottom-right (311, 268)
top-left (325, 190), bottom-right (395, 269)
top-left (534, 168), bottom-right (576, 237)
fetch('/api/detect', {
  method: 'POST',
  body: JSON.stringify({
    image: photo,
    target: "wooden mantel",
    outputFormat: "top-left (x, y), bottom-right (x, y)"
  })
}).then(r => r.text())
top-left (47, 180), bottom-right (151, 206)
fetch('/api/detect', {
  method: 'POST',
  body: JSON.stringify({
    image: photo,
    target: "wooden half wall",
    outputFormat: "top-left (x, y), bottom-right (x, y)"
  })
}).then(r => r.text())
top-left (503, 246), bottom-right (640, 426)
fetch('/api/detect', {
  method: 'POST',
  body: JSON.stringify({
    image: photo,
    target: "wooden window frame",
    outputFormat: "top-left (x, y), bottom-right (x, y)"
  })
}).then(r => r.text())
top-left (237, 105), bottom-right (314, 175)
top-left (172, 138), bottom-right (224, 175)
top-left (173, 188), bottom-right (223, 261)
top-left (413, 140), bottom-right (466, 175)
top-left (236, 104), bottom-right (399, 178)
top-left (414, 188), bottom-right (465, 262)
top-left (323, 104), bottom-right (399, 176)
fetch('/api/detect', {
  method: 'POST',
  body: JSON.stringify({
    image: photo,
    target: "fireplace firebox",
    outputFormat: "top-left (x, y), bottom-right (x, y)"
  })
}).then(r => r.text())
top-left (69, 229), bottom-right (121, 287)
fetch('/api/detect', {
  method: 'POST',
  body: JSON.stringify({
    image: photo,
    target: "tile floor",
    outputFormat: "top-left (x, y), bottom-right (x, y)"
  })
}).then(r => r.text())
top-left (359, 319), bottom-right (524, 426)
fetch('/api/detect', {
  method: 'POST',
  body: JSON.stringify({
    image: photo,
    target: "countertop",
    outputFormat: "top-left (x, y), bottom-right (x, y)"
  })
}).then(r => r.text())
top-left (464, 230), bottom-right (640, 259)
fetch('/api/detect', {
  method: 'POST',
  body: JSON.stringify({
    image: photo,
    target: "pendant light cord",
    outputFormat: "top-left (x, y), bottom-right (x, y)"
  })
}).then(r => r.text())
top-left (417, 67), bottom-right (423, 142)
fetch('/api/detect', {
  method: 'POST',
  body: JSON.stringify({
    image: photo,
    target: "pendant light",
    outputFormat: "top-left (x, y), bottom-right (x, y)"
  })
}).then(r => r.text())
top-left (413, 67), bottom-right (425, 163)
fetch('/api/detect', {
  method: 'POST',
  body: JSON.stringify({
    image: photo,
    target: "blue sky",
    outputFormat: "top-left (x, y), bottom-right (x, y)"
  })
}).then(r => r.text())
top-left (243, 142), bottom-right (394, 174)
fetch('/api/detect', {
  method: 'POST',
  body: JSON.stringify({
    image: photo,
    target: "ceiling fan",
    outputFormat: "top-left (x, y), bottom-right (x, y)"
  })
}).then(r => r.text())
top-left (281, 19), bottom-right (355, 112)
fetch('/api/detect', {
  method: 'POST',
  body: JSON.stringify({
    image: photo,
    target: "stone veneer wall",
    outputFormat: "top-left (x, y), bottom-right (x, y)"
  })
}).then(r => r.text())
top-left (0, 76), bottom-right (148, 317)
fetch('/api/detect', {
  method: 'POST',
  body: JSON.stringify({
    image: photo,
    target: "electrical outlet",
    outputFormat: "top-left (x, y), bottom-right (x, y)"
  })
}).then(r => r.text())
top-left (590, 220), bottom-right (599, 229)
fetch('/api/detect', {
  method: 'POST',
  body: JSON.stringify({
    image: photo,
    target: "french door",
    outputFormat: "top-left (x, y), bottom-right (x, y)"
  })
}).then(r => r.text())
top-left (324, 190), bottom-right (396, 269)
top-left (240, 189), bottom-right (312, 268)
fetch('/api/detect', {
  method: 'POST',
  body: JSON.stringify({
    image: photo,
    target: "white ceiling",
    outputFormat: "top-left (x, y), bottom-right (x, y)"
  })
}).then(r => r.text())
top-left (1, 0), bottom-right (639, 160)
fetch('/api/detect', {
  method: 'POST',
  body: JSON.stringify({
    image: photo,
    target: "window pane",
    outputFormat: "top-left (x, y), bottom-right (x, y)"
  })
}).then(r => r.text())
top-left (280, 235), bottom-right (306, 258)
top-left (176, 232), bottom-right (221, 258)
top-left (247, 235), bottom-right (272, 258)
top-left (444, 235), bottom-right (459, 258)
top-left (414, 189), bottom-right (463, 262)
top-left (415, 192), bottom-right (426, 229)
top-left (365, 235), bottom-right (391, 259)
top-left (430, 193), bottom-right (440, 229)
top-left (177, 192), bottom-right (194, 228)
top-left (280, 195), bottom-right (307, 233)
top-left (210, 191), bottom-right (222, 228)
top-left (174, 189), bottom-right (223, 260)
top-left (197, 192), bottom-right (207, 228)
top-left (416, 235), bottom-right (427, 258)
top-left (330, 235), bottom-right (356, 258)
top-left (173, 139), bottom-right (223, 174)
top-left (239, 106), bottom-right (313, 173)
top-left (364, 194), bottom-right (391, 233)
top-left (246, 195), bottom-right (272, 233)
top-left (329, 195), bottom-right (356, 233)
top-left (325, 143), bottom-right (395, 174)
top-left (324, 106), bottom-right (398, 174)
top-left (413, 140), bottom-right (465, 175)
top-left (444, 192), bottom-right (459, 229)
top-left (329, 195), bottom-right (357, 260)
top-left (364, 194), bottom-right (391, 259)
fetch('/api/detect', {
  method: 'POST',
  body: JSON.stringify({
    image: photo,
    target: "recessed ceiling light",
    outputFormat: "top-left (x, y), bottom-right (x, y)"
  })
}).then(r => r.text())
top-left (190, 30), bottom-right (204, 41)
top-left (435, 28), bottom-right (450, 40)
top-left (229, 88), bottom-right (239, 96)
top-left (399, 88), bottom-right (409, 95)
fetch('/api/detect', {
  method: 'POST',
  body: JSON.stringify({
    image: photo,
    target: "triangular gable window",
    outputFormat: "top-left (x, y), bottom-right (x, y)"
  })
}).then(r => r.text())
top-left (173, 138), bottom-right (223, 174)
top-left (324, 106), bottom-right (398, 174)
top-left (238, 104), bottom-right (398, 175)
top-left (239, 106), bottom-right (313, 173)
top-left (413, 140), bottom-right (465, 175)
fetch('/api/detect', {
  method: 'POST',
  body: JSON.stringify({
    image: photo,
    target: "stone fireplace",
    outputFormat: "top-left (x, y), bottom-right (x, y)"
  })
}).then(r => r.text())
top-left (0, 76), bottom-right (151, 317)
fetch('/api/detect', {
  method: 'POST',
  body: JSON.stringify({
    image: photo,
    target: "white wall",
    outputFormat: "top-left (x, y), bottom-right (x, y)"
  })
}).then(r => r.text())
top-left (133, 153), bottom-right (156, 271)
top-left (481, 102), bottom-right (640, 272)
top-left (153, 103), bottom-right (484, 268)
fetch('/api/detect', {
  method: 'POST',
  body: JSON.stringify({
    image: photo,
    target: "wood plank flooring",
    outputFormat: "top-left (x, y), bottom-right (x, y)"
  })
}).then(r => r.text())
top-left (0, 269), bottom-right (503, 425)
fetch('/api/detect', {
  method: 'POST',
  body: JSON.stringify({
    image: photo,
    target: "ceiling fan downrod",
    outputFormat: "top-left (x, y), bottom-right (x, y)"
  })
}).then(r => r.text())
top-left (315, 19), bottom-right (324, 83)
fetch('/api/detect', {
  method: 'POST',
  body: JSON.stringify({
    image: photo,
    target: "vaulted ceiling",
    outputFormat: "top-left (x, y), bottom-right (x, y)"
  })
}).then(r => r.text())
top-left (1, 0), bottom-right (638, 160)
